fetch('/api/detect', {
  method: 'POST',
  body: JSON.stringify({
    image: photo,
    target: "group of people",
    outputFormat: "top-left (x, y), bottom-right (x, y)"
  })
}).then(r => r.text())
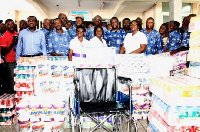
top-left (0, 13), bottom-right (196, 94)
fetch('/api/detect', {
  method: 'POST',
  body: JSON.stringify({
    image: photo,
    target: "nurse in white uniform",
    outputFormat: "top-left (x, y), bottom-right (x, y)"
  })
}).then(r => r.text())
top-left (89, 26), bottom-right (107, 47)
top-left (120, 20), bottom-right (147, 54)
top-left (68, 25), bottom-right (90, 61)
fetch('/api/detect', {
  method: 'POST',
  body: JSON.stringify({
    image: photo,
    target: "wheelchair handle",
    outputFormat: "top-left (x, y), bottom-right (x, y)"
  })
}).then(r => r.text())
top-left (73, 77), bottom-right (79, 84)
top-left (117, 76), bottom-right (132, 83)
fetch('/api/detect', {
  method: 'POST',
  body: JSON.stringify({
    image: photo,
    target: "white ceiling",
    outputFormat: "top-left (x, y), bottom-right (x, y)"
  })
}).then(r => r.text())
top-left (37, 0), bottom-right (200, 15)
top-left (1, 0), bottom-right (200, 13)
top-left (1, 0), bottom-right (199, 20)
top-left (122, 1), bottom-right (157, 12)
top-left (39, 0), bottom-right (200, 11)
top-left (0, 0), bottom-right (36, 11)
top-left (40, 0), bottom-right (118, 11)
top-left (40, 0), bottom-right (136, 10)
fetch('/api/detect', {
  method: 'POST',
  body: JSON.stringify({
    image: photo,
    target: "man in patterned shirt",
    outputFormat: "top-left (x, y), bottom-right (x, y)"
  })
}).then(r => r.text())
top-left (163, 20), bottom-right (182, 55)
top-left (88, 15), bottom-right (107, 39)
top-left (68, 15), bottom-right (89, 40)
top-left (58, 13), bottom-right (68, 31)
top-left (47, 18), bottom-right (71, 56)
top-left (42, 18), bottom-right (52, 46)
top-left (141, 17), bottom-right (162, 55)
top-left (136, 17), bottom-right (143, 28)
top-left (65, 20), bottom-right (73, 31)
top-left (104, 17), bottom-right (126, 54)
top-left (122, 18), bottom-right (132, 33)
top-left (174, 14), bottom-right (197, 53)
top-left (19, 20), bottom-right (27, 32)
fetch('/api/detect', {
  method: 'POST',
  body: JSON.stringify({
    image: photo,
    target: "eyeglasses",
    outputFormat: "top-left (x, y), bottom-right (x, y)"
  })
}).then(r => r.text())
top-left (76, 30), bottom-right (84, 33)
top-left (130, 24), bottom-right (138, 26)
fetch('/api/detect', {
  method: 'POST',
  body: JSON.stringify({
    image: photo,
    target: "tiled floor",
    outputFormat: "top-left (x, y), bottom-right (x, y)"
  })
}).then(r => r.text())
top-left (0, 119), bottom-right (148, 132)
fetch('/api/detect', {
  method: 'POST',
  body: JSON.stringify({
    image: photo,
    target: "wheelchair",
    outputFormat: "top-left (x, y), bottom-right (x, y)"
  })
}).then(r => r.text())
top-left (69, 66), bottom-right (138, 132)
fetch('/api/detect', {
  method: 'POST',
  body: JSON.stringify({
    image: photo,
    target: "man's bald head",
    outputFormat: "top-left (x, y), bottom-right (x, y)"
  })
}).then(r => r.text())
top-left (19, 20), bottom-right (27, 31)
top-left (93, 15), bottom-right (103, 26)
top-left (58, 13), bottom-right (68, 26)
top-left (43, 18), bottom-right (52, 30)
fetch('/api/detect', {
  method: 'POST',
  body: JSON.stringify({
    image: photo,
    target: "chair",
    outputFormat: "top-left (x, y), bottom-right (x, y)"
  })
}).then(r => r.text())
top-left (70, 66), bottom-right (135, 132)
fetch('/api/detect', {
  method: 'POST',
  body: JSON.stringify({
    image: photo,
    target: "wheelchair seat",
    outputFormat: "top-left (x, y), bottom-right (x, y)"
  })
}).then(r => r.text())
top-left (80, 101), bottom-right (128, 114)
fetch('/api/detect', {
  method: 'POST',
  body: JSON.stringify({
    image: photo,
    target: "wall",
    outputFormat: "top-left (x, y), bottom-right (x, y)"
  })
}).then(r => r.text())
top-left (15, 10), bottom-right (19, 29)
top-left (0, 9), bottom-right (16, 23)
top-left (142, 2), bottom-right (164, 30)
top-left (118, 12), bottom-right (143, 22)
top-left (50, 11), bottom-right (68, 19)
top-left (16, 11), bottom-right (46, 29)
top-left (141, 2), bottom-right (199, 31)
top-left (93, 11), bottom-right (116, 21)
top-left (199, 2), bottom-right (200, 15)
top-left (17, 11), bottom-right (46, 22)
top-left (142, 3), bottom-right (156, 29)
top-left (155, 2), bottom-right (163, 30)
top-left (192, 3), bottom-right (198, 15)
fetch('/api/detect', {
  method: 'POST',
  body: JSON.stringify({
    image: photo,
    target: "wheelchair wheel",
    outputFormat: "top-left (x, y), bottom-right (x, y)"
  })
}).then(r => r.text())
top-left (74, 117), bottom-right (82, 132)
top-left (116, 112), bottom-right (138, 132)
top-left (118, 113), bottom-right (129, 132)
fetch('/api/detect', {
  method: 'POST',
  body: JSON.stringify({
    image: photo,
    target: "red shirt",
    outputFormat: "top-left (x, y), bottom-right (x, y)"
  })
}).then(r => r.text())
top-left (0, 37), bottom-right (3, 63)
top-left (0, 31), bottom-right (18, 62)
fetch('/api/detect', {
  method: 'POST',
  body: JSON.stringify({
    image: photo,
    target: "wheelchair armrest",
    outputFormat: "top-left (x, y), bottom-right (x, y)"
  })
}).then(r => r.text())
top-left (117, 76), bottom-right (132, 83)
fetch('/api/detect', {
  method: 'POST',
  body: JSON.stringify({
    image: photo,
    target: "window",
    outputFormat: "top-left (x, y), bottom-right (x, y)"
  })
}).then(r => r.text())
top-left (162, 2), bottom-right (169, 12)
top-left (162, 2), bottom-right (191, 13)
top-left (162, 2), bottom-right (191, 23)
top-left (182, 3), bottom-right (191, 13)
top-left (163, 16), bottom-right (169, 23)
